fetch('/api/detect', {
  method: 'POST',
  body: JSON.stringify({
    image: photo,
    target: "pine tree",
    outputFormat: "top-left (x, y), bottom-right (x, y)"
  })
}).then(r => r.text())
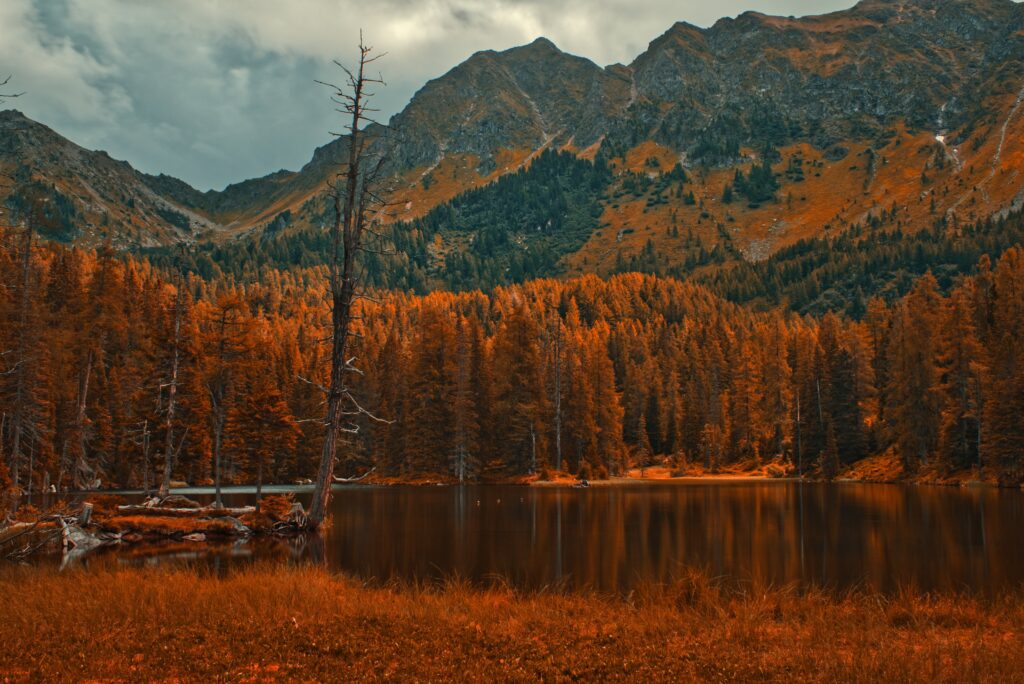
top-left (819, 420), bottom-right (840, 480)
top-left (586, 324), bottom-right (625, 476)
top-left (887, 273), bottom-right (944, 471)
top-left (760, 321), bottom-right (792, 459)
top-left (451, 316), bottom-right (480, 482)
top-left (490, 302), bottom-right (549, 476)
top-left (203, 291), bottom-right (251, 506)
top-left (407, 307), bottom-right (457, 477)
top-left (939, 284), bottom-right (985, 472)
top-left (984, 248), bottom-right (1024, 483)
top-left (227, 371), bottom-right (300, 508)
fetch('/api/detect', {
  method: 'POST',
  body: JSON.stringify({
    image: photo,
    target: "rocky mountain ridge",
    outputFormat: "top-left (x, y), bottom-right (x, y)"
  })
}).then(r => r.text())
top-left (0, 0), bottom-right (1021, 269)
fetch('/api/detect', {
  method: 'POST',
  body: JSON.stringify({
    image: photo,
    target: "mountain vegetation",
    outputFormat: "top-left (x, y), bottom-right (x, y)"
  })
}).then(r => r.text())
top-left (142, 149), bottom-right (612, 292)
top-left (3, 0), bottom-right (1024, 499)
top-left (3, 231), bottom-right (1023, 507)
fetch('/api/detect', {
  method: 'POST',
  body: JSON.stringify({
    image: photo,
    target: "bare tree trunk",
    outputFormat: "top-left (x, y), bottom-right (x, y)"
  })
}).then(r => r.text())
top-left (308, 36), bottom-right (389, 528)
top-left (211, 306), bottom-right (230, 508)
top-left (9, 224), bottom-right (32, 492)
top-left (141, 421), bottom-right (151, 496)
top-left (975, 373), bottom-right (984, 474)
top-left (57, 440), bottom-right (67, 495)
top-left (212, 414), bottom-right (224, 506)
top-left (309, 262), bottom-right (355, 525)
top-left (529, 427), bottom-right (537, 474)
top-left (795, 392), bottom-right (803, 477)
top-left (72, 351), bottom-right (93, 490)
top-left (25, 439), bottom-right (33, 505)
top-left (552, 320), bottom-right (563, 473)
top-left (0, 412), bottom-right (5, 484)
top-left (158, 284), bottom-right (184, 498)
top-left (256, 446), bottom-right (264, 514)
top-left (815, 378), bottom-right (824, 431)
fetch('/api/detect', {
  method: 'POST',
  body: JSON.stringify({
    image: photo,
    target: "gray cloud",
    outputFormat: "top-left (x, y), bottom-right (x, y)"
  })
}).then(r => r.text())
top-left (2, 0), bottom-right (867, 190)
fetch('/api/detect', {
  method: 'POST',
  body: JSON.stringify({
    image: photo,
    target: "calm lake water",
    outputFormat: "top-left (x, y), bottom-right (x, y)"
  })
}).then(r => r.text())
top-left (41, 482), bottom-right (1024, 594)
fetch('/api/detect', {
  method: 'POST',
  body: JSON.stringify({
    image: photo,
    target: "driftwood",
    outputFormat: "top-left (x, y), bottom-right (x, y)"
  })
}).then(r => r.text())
top-left (334, 467), bottom-right (376, 483)
top-left (272, 502), bottom-right (309, 534)
top-left (116, 504), bottom-right (256, 518)
top-left (0, 520), bottom-right (44, 548)
top-left (3, 512), bottom-right (114, 562)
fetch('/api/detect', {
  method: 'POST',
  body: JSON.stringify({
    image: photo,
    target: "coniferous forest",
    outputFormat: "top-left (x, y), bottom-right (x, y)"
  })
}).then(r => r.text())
top-left (3, 220), bottom-right (1023, 496)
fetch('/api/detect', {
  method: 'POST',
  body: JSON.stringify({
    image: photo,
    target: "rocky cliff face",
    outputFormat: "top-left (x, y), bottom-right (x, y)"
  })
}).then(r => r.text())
top-left (1, 0), bottom-right (1022, 252)
top-left (0, 110), bottom-right (216, 245)
top-left (613, 0), bottom-right (1024, 161)
top-left (384, 37), bottom-right (631, 175)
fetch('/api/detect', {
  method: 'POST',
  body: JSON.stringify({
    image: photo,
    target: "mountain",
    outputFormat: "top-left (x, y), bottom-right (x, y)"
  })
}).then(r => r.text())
top-left (2, 0), bottom-right (1023, 283)
top-left (0, 109), bottom-right (211, 246)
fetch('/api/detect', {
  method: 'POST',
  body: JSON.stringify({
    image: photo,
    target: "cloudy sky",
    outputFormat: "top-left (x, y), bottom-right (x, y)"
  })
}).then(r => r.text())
top-left (1, 0), bottom-right (858, 191)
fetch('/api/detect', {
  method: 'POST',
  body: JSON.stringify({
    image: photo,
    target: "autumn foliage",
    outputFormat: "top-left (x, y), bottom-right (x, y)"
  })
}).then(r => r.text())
top-left (2, 227), bottom-right (1024, 491)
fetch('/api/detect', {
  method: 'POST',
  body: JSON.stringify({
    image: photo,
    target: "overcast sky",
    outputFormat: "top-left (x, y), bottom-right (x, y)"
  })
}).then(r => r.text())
top-left (1, 0), bottom-right (860, 191)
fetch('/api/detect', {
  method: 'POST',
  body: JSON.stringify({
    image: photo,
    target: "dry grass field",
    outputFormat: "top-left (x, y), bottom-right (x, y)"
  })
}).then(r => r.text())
top-left (1, 565), bottom-right (1022, 682)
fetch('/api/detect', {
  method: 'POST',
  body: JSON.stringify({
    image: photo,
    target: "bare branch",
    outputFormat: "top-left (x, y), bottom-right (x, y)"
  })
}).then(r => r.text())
top-left (341, 389), bottom-right (394, 424)
top-left (297, 374), bottom-right (329, 395)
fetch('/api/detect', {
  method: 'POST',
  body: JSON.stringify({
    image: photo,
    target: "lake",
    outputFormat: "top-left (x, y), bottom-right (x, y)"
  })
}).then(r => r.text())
top-left (36, 481), bottom-right (1024, 594)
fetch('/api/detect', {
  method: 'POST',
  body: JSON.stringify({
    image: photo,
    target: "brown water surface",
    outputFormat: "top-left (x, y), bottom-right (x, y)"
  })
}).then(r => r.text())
top-left (39, 482), bottom-right (1024, 594)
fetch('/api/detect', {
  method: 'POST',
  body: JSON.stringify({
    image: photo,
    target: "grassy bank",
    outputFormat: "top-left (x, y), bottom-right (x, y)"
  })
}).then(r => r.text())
top-left (1, 566), bottom-right (1022, 682)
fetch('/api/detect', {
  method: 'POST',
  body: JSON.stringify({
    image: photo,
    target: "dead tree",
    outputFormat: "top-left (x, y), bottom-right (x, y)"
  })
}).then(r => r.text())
top-left (158, 279), bottom-right (184, 498)
top-left (0, 76), bottom-right (24, 504)
top-left (71, 349), bottom-right (94, 490)
top-left (127, 420), bottom-right (152, 495)
top-left (550, 317), bottom-right (564, 473)
top-left (0, 76), bottom-right (23, 102)
top-left (1, 216), bottom-right (51, 509)
top-left (206, 294), bottom-right (248, 508)
top-left (307, 35), bottom-right (392, 528)
top-left (6, 224), bottom-right (32, 490)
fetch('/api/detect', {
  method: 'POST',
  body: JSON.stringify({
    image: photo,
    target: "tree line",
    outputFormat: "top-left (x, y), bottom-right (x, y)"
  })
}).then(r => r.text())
top-left (2, 231), bottom-right (1023, 503)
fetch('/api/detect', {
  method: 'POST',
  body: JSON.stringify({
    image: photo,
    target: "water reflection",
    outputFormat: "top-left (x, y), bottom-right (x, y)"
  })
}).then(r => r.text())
top-left (44, 482), bottom-right (1024, 594)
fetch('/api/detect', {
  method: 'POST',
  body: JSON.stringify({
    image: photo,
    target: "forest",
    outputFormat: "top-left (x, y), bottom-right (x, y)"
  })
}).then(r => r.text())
top-left (143, 148), bottom-right (612, 293)
top-left (2, 222), bottom-right (1023, 502)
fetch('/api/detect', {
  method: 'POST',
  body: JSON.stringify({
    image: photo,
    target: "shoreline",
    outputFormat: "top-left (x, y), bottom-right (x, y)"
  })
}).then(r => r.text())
top-left (21, 470), bottom-right (1020, 500)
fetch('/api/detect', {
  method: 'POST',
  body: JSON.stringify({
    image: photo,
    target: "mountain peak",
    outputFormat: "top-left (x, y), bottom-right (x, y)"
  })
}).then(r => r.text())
top-left (0, 109), bottom-right (39, 126)
top-left (499, 36), bottom-right (567, 60)
top-left (524, 36), bottom-right (558, 51)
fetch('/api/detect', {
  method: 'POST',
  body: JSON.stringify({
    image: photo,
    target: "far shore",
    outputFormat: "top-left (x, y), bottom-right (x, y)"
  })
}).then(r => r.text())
top-left (16, 454), bottom-right (1019, 501)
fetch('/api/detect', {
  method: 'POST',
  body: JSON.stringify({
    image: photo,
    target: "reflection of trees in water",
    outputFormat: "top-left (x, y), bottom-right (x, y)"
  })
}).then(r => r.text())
top-left (317, 484), bottom-right (1024, 593)
top-left (86, 484), bottom-right (1024, 594)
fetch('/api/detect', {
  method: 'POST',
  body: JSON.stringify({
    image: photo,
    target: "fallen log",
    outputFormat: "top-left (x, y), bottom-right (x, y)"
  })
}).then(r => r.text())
top-left (0, 520), bottom-right (45, 549)
top-left (116, 505), bottom-right (256, 518)
top-left (334, 467), bottom-right (376, 483)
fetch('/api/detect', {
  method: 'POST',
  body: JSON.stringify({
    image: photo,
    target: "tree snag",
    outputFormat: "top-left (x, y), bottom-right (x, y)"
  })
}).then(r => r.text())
top-left (308, 34), bottom-right (392, 528)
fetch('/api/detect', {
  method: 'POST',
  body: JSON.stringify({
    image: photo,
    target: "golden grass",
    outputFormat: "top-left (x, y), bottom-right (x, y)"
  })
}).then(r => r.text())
top-left (100, 515), bottom-right (242, 537)
top-left (0, 565), bottom-right (1021, 682)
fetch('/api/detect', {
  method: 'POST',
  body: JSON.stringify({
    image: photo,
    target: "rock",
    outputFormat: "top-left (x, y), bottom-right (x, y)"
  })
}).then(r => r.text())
top-left (183, 533), bottom-right (206, 542)
top-left (219, 517), bottom-right (251, 536)
top-left (287, 502), bottom-right (308, 528)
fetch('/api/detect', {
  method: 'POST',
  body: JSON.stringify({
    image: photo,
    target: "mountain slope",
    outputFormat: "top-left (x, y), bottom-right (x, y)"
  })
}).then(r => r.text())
top-left (2, 0), bottom-right (1023, 272)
